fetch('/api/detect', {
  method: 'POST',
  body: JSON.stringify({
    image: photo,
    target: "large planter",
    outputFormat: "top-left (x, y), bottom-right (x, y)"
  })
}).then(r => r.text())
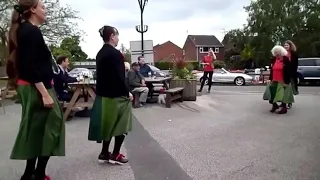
top-left (170, 79), bottom-right (197, 101)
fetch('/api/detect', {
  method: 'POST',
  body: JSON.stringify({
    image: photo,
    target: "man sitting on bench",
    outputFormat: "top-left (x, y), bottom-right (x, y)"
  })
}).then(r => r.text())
top-left (127, 62), bottom-right (149, 107)
top-left (54, 56), bottom-right (79, 102)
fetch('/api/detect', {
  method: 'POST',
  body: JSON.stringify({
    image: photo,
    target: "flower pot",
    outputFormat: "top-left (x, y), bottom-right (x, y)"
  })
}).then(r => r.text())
top-left (170, 79), bottom-right (197, 101)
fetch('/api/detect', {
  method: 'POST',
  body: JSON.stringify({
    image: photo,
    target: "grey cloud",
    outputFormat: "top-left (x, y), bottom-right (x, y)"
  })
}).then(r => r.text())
top-left (111, 19), bottom-right (139, 29)
top-left (102, 0), bottom-right (250, 29)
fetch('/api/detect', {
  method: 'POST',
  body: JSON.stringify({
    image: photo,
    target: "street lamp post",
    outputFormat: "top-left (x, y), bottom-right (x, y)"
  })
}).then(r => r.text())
top-left (135, 0), bottom-right (148, 56)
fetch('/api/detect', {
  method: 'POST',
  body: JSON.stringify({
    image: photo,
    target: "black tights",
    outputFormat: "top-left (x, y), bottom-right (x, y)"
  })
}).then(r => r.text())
top-left (199, 71), bottom-right (213, 91)
top-left (101, 135), bottom-right (125, 155)
top-left (22, 156), bottom-right (50, 180)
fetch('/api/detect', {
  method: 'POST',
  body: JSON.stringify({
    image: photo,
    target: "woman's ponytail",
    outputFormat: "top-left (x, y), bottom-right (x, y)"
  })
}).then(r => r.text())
top-left (6, 7), bottom-right (23, 81)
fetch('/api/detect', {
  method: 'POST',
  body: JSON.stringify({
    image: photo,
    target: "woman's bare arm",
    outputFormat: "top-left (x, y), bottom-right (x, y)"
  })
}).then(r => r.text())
top-left (34, 82), bottom-right (50, 97)
top-left (212, 52), bottom-right (216, 60)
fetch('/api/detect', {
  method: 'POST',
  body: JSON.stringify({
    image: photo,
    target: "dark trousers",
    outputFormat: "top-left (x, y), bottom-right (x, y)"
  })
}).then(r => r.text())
top-left (57, 91), bottom-right (75, 102)
top-left (147, 83), bottom-right (154, 96)
top-left (199, 71), bottom-right (213, 91)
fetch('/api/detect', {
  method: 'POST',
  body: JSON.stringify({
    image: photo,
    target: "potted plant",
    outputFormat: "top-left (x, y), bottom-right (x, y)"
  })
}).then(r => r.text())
top-left (170, 56), bottom-right (197, 101)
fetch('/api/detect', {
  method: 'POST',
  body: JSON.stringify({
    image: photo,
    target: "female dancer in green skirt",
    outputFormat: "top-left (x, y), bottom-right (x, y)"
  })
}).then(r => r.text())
top-left (284, 40), bottom-right (299, 108)
top-left (266, 45), bottom-right (294, 114)
top-left (88, 25), bottom-right (133, 165)
top-left (7, 0), bottom-right (65, 179)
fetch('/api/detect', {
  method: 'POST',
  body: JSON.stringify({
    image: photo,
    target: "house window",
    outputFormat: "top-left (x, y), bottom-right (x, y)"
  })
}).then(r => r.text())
top-left (199, 47), bottom-right (209, 53)
top-left (214, 47), bottom-right (219, 53)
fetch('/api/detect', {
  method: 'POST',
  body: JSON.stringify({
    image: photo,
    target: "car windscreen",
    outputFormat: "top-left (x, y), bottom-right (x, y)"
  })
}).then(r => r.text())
top-left (149, 65), bottom-right (160, 71)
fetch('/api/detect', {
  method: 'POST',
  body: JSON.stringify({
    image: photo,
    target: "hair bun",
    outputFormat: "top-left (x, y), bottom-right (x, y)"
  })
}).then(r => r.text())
top-left (99, 26), bottom-right (105, 37)
top-left (13, 5), bottom-right (23, 14)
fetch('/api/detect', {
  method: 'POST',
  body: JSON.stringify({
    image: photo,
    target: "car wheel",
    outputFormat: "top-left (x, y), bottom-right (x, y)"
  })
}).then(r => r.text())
top-left (234, 77), bottom-right (245, 86)
top-left (199, 78), bottom-right (209, 85)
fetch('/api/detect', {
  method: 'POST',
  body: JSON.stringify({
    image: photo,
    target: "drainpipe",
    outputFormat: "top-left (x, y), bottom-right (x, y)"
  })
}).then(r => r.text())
top-left (196, 46), bottom-right (199, 67)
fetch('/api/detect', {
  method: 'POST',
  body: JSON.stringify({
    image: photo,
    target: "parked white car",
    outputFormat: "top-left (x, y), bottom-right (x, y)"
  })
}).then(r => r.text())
top-left (196, 68), bottom-right (253, 86)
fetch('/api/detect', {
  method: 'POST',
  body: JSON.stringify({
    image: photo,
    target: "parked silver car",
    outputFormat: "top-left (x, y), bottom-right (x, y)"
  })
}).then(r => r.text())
top-left (148, 64), bottom-right (171, 77)
top-left (196, 68), bottom-right (253, 86)
top-left (69, 68), bottom-right (94, 79)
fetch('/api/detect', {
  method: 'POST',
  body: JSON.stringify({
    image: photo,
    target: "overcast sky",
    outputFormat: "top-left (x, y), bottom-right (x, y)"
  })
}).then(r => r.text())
top-left (59, 0), bottom-right (251, 58)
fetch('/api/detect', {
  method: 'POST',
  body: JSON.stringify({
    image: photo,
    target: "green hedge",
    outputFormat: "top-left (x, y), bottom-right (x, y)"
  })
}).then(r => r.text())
top-left (213, 60), bottom-right (226, 69)
top-left (155, 61), bottom-right (200, 70)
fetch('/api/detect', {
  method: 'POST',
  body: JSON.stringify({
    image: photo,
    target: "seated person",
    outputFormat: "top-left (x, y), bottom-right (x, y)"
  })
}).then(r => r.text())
top-left (124, 61), bottom-right (130, 90)
top-left (138, 56), bottom-right (153, 77)
top-left (127, 62), bottom-right (149, 107)
top-left (54, 56), bottom-right (78, 102)
top-left (138, 56), bottom-right (154, 95)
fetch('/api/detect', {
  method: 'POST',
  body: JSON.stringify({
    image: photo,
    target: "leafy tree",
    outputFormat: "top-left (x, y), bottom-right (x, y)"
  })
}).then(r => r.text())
top-left (0, 0), bottom-right (81, 64)
top-left (50, 36), bottom-right (87, 62)
top-left (222, 28), bottom-right (251, 52)
top-left (119, 43), bottom-right (131, 63)
top-left (244, 0), bottom-right (320, 60)
top-left (223, 28), bottom-right (254, 68)
top-left (240, 44), bottom-right (255, 61)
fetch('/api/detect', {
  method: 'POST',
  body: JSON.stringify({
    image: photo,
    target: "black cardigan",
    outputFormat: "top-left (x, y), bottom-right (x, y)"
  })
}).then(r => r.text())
top-left (269, 56), bottom-right (292, 84)
top-left (95, 44), bottom-right (129, 98)
top-left (16, 21), bottom-right (54, 88)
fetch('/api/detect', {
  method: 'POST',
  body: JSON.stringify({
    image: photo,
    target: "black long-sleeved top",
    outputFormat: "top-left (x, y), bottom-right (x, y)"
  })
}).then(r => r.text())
top-left (269, 56), bottom-right (292, 84)
top-left (16, 21), bottom-right (54, 88)
top-left (96, 44), bottom-right (129, 98)
top-left (289, 50), bottom-right (299, 78)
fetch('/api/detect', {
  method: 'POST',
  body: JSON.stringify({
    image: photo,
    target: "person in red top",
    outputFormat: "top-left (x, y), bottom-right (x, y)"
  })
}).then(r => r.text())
top-left (265, 45), bottom-right (294, 114)
top-left (198, 48), bottom-right (216, 93)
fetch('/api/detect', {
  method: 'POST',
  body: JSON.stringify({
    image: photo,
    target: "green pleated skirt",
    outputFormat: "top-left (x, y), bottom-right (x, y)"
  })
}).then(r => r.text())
top-left (263, 81), bottom-right (294, 104)
top-left (10, 85), bottom-right (65, 160)
top-left (88, 96), bottom-right (132, 143)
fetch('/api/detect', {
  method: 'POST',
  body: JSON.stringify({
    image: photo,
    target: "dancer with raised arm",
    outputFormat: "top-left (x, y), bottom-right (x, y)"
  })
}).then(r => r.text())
top-left (198, 48), bottom-right (216, 93)
top-left (7, 0), bottom-right (65, 179)
top-left (284, 40), bottom-right (299, 109)
top-left (88, 25), bottom-right (133, 165)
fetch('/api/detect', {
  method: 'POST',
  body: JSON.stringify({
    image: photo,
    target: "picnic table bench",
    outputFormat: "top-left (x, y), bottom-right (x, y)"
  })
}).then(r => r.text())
top-left (164, 87), bottom-right (184, 108)
top-left (63, 80), bottom-right (96, 121)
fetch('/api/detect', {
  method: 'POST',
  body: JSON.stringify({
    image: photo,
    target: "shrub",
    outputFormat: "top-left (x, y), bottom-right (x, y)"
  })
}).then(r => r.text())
top-left (172, 57), bottom-right (195, 79)
top-left (155, 61), bottom-right (200, 70)
top-left (213, 60), bottom-right (226, 69)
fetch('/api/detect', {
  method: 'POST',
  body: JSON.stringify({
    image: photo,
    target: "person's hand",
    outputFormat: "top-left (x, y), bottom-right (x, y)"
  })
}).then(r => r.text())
top-left (141, 83), bottom-right (146, 86)
top-left (129, 92), bottom-right (133, 101)
top-left (42, 94), bottom-right (54, 108)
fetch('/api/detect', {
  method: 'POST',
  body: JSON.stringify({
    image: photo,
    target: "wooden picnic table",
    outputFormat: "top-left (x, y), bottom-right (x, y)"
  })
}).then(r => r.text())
top-left (144, 76), bottom-right (172, 89)
top-left (0, 77), bottom-right (8, 100)
top-left (0, 76), bottom-right (16, 100)
top-left (63, 80), bottom-right (96, 121)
